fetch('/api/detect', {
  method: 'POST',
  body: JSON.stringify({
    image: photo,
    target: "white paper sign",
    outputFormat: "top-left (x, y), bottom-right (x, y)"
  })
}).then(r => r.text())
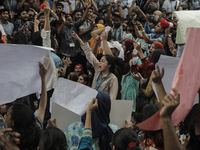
top-left (51, 102), bottom-right (81, 132)
top-left (50, 78), bottom-right (98, 115)
top-left (61, 1), bottom-right (76, 14)
top-left (174, 11), bottom-right (200, 44)
top-left (110, 100), bottom-right (133, 128)
top-left (0, 44), bottom-right (47, 105)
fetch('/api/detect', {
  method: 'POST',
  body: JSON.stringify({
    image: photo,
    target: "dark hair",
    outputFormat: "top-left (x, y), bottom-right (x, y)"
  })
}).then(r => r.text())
top-left (142, 104), bottom-right (164, 148)
top-left (131, 112), bottom-right (142, 124)
top-left (38, 12), bottom-right (45, 18)
top-left (32, 31), bottom-right (42, 46)
top-left (93, 12), bottom-right (100, 17)
top-left (152, 49), bottom-right (166, 64)
top-left (10, 103), bottom-right (41, 149)
top-left (0, 8), bottom-right (9, 15)
top-left (56, 3), bottom-right (64, 8)
top-left (17, 8), bottom-right (26, 17)
top-left (112, 128), bottom-right (140, 150)
top-left (39, 127), bottom-right (68, 150)
top-left (104, 54), bottom-right (116, 73)
top-left (88, 7), bottom-right (93, 11)
top-left (12, 31), bottom-right (28, 44)
top-left (142, 104), bottom-right (161, 121)
top-left (69, 72), bottom-right (78, 82)
top-left (95, 17), bottom-right (105, 24)
top-left (79, 74), bottom-right (89, 85)
top-left (72, 9), bottom-right (82, 16)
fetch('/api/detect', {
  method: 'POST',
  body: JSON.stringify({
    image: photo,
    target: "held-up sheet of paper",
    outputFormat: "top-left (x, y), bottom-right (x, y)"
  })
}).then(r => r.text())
top-left (0, 44), bottom-right (48, 105)
top-left (110, 100), bottom-right (133, 128)
top-left (51, 102), bottom-right (81, 132)
top-left (50, 78), bottom-right (98, 116)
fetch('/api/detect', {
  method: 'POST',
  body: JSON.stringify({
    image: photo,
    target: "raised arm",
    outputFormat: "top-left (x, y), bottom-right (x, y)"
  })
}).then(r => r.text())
top-left (53, 0), bottom-right (58, 13)
top-left (117, 0), bottom-right (124, 20)
top-left (138, 23), bottom-right (153, 44)
top-left (151, 65), bottom-right (166, 107)
top-left (17, 0), bottom-right (25, 10)
top-left (144, 0), bottom-right (153, 10)
top-left (78, 98), bottom-right (98, 150)
top-left (34, 18), bottom-right (40, 32)
top-left (81, 1), bottom-right (91, 22)
top-left (91, 27), bottom-right (105, 38)
top-left (91, 0), bottom-right (98, 12)
top-left (101, 31), bottom-right (114, 56)
top-left (72, 32), bottom-right (100, 71)
top-left (75, 0), bottom-right (81, 10)
top-left (37, 62), bottom-right (48, 122)
top-left (106, 0), bottom-right (114, 26)
top-left (66, 0), bottom-right (74, 15)
top-left (91, 35), bottom-right (101, 56)
top-left (160, 88), bottom-right (182, 150)
top-left (127, 0), bottom-right (136, 18)
top-left (58, 14), bottom-right (66, 35)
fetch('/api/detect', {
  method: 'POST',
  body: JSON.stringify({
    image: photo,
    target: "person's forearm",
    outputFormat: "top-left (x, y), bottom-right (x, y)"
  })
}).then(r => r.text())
top-left (103, 40), bottom-right (113, 56)
top-left (81, 7), bottom-right (89, 22)
top-left (138, 8), bottom-right (146, 18)
top-left (155, 82), bottom-right (167, 107)
top-left (81, 0), bottom-right (86, 9)
top-left (77, 36), bottom-right (84, 45)
top-left (34, 23), bottom-right (39, 32)
top-left (51, 10), bottom-right (59, 19)
top-left (34, 1), bottom-right (40, 12)
top-left (75, 1), bottom-right (81, 10)
top-left (167, 36), bottom-right (175, 47)
top-left (144, 0), bottom-right (151, 10)
top-left (53, 1), bottom-right (57, 12)
top-left (142, 31), bottom-right (153, 44)
top-left (161, 117), bottom-right (182, 150)
top-left (128, 1), bottom-right (135, 17)
top-left (92, 0), bottom-right (98, 12)
top-left (138, 50), bottom-right (145, 60)
top-left (195, 94), bottom-right (200, 135)
top-left (91, 41), bottom-right (99, 56)
top-left (17, 0), bottom-right (25, 10)
top-left (118, 6), bottom-right (124, 20)
top-left (134, 25), bottom-right (143, 38)
top-left (79, 26), bottom-right (94, 36)
top-left (44, 12), bottom-right (50, 30)
top-left (163, 35), bottom-right (168, 47)
top-left (67, 1), bottom-right (73, 15)
top-left (91, 27), bottom-right (105, 38)
top-left (84, 111), bottom-right (92, 129)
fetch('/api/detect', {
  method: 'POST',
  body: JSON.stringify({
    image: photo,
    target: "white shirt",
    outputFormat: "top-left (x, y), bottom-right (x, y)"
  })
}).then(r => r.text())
top-left (41, 29), bottom-right (58, 92)
top-left (162, 0), bottom-right (180, 12)
top-left (0, 24), bottom-right (6, 35)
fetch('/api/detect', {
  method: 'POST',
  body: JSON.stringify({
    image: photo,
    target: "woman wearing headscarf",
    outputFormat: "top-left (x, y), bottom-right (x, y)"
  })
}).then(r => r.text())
top-left (65, 91), bottom-right (119, 150)
top-left (131, 41), bottom-right (165, 79)
top-left (121, 38), bottom-right (142, 112)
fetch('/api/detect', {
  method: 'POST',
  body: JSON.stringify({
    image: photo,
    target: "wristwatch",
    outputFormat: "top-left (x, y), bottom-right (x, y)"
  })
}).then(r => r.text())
top-left (167, 34), bottom-right (171, 38)
top-left (51, 10), bottom-right (54, 13)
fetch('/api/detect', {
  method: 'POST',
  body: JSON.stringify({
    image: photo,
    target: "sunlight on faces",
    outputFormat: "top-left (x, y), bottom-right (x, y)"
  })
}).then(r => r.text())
top-left (98, 56), bottom-right (110, 72)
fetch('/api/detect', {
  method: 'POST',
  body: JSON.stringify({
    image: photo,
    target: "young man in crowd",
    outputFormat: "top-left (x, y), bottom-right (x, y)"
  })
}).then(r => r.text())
top-left (57, 2), bottom-right (90, 73)
top-left (13, 9), bottom-right (34, 40)
top-left (0, 9), bottom-right (14, 43)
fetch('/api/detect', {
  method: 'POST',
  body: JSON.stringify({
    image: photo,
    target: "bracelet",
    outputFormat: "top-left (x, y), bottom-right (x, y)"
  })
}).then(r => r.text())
top-left (51, 10), bottom-right (53, 13)
top-left (68, 3), bottom-right (71, 5)
top-left (141, 30), bottom-right (145, 33)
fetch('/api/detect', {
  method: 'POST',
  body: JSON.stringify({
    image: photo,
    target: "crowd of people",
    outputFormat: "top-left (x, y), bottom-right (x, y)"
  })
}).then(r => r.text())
top-left (0, 0), bottom-right (200, 149)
